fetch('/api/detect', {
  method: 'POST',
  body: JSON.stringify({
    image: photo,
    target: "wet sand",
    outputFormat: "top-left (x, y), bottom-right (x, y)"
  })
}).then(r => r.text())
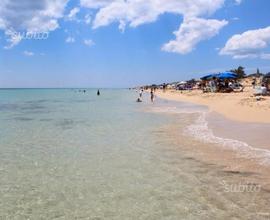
top-left (154, 114), bottom-right (270, 219)
top-left (146, 96), bottom-right (270, 193)
top-left (208, 112), bottom-right (270, 150)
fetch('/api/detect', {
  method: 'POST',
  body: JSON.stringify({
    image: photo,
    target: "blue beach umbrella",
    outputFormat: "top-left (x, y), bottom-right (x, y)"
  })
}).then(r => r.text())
top-left (220, 71), bottom-right (237, 76)
top-left (200, 73), bottom-right (218, 80)
top-left (217, 72), bottom-right (237, 79)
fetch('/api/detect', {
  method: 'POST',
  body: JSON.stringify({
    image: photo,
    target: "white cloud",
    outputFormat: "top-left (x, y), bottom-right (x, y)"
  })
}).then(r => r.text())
top-left (67, 7), bottom-right (80, 21)
top-left (162, 17), bottom-right (228, 54)
top-left (220, 26), bottom-right (270, 59)
top-left (0, 0), bottom-right (68, 48)
top-left (85, 14), bottom-right (92, 25)
top-left (80, 0), bottom-right (241, 54)
top-left (23, 50), bottom-right (34, 56)
top-left (235, 0), bottom-right (242, 5)
top-left (4, 30), bottom-right (23, 49)
top-left (0, 18), bottom-right (5, 29)
top-left (232, 17), bottom-right (239, 21)
top-left (84, 39), bottom-right (94, 47)
top-left (261, 53), bottom-right (270, 60)
top-left (0, 0), bottom-right (242, 53)
top-left (80, 0), bottom-right (112, 9)
top-left (66, 36), bottom-right (75, 43)
top-left (90, 0), bottom-right (226, 29)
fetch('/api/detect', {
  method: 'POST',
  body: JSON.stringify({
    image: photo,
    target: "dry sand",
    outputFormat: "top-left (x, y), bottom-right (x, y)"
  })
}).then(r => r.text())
top-left (155, 79), bottom-right (270, 123)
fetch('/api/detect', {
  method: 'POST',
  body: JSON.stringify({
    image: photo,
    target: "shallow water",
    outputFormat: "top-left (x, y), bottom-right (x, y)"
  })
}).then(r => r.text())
top-left (0, 89), bottom-right (269, 219)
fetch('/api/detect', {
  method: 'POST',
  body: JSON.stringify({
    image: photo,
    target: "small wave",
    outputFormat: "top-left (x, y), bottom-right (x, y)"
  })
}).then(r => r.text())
top-left (148, 106), bottom-right (207, 114)
top-left (185, 112), bottom-right (270, 165)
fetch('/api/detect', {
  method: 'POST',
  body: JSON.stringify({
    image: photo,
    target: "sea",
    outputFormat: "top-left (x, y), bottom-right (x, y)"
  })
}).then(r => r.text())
top-left (0, 89), bottom-right (269, 219)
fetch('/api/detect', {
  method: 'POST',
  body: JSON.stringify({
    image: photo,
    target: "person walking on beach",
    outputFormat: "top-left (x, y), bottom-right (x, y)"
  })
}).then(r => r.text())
top-left (162, 83), bottom-right (166, 92)
top-left (97, 89), bottom-right (100, 96)
top-left (252, 77), bottom-right (256, 88)
top-left (150, 89), bottom-right (154, 103)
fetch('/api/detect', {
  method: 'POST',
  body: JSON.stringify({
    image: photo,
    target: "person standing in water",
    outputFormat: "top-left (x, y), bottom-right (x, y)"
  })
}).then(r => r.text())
top-left (136, 89), bottom-right (143, 102)
top-left (97, 89), bottom-right (100, 96)
top-left (139, 89), bottom-right (143, 98)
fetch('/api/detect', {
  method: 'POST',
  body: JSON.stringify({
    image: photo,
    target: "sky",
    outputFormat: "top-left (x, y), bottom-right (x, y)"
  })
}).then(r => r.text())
top-left (0, 0), bottom-right (270, 88)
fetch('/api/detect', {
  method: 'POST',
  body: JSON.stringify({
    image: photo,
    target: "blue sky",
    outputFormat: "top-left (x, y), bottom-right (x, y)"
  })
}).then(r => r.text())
top-left (0, 0), bottom-right (270, 88)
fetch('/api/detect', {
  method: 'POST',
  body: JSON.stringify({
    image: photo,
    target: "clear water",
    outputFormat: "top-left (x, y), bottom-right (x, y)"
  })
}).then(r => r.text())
top-left (0, 89), bottom-right (269, 219)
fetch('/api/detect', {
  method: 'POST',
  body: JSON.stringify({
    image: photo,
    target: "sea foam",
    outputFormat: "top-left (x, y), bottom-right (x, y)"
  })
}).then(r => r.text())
top-left (185, 112), bottom-right (270, 165)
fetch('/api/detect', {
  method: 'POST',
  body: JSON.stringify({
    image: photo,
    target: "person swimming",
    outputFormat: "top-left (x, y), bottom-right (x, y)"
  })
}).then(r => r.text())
top-left (97, 90), bottom-right (100, 96)
top-left (136, 97), bottom-right (142, 102)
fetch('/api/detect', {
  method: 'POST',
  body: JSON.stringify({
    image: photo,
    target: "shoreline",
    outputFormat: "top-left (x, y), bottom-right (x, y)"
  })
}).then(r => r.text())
top-left (155, 89), bottom-right (270, 123)
top-left (149, 92), bottom-right (270, 191)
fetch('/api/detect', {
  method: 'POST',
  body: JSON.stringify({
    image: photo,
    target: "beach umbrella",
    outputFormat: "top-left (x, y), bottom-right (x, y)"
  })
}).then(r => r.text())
top-left (177, 81), bottom-right (187, 85)
top-left (219, 71), bottom-right (237, 76)
top-left (217, 72), bottom-right (237, 79)
top-left (200, 73), bottom-right (218, 80)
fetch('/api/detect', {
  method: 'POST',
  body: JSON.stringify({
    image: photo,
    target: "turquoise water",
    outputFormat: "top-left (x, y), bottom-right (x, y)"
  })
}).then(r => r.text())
top-left (0, 89), bottom-right (269, 219)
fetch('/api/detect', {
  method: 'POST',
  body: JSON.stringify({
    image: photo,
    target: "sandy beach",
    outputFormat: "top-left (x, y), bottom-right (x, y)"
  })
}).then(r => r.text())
top-left (155, 81), bottom-right (270, 123)
top-left (150, 82), bottom-right (270, 192)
